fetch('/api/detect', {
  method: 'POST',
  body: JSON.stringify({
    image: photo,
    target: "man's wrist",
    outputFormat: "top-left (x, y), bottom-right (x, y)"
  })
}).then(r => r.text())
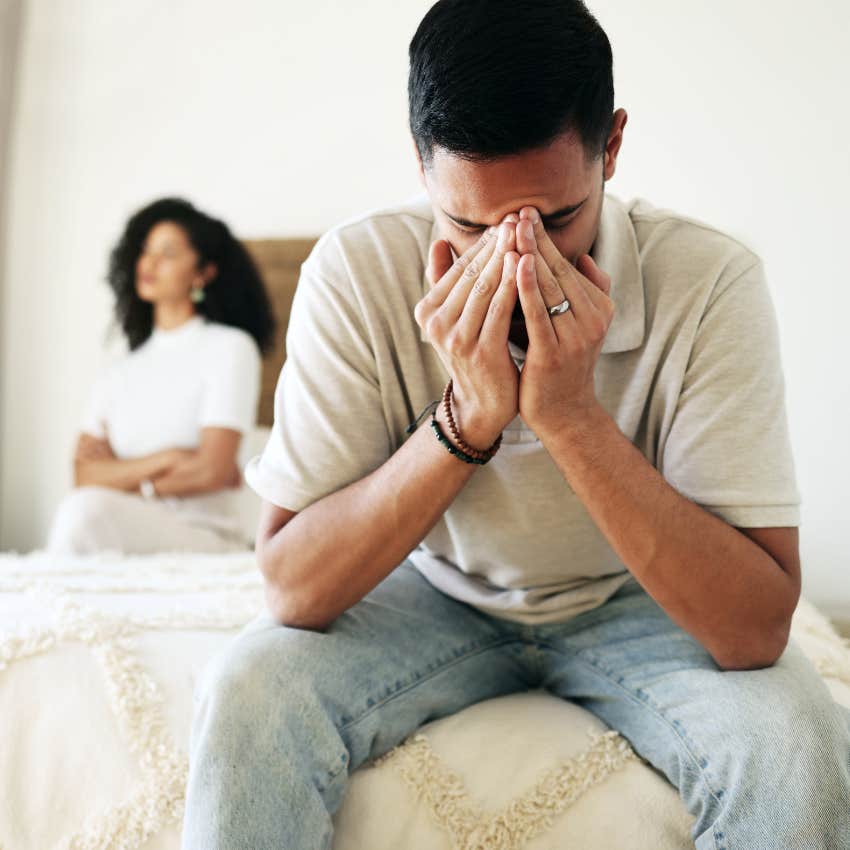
top-left (447, 386), bottom-right (503, 450)
top-left (434, 396), bottom-right (496, 454)
top-left (534, 400), bottom-right (611, 447)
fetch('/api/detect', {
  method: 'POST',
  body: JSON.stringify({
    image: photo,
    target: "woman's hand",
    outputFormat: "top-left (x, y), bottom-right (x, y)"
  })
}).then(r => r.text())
top-left (414, 217), bottom-right (521, 450)
top-left (156, 448), bottom-right (195, 472)
top-left (151, 429), bottom-right (242, 496)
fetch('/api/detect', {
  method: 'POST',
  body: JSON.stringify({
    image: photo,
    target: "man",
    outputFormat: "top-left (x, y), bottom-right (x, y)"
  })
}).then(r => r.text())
top-left (182, 1), bottom-right (850, 847)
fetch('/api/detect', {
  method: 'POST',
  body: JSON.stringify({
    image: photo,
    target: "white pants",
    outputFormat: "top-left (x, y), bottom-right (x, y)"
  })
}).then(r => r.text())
top-left (46, 486), bottom-right (250, 555)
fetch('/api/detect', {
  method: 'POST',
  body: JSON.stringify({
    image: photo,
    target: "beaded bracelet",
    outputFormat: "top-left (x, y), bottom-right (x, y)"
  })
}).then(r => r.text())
top-left (430, 416), bottom-right (490, 464)
top-left (404, 382), bottom-right (503, 465)
top-left (442, 378), bottom-right (502, 461)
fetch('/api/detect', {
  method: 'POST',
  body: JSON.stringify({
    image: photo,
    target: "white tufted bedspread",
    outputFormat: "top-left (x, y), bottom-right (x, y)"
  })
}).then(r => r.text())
top-left (1, 550), bottom-right (848, 850)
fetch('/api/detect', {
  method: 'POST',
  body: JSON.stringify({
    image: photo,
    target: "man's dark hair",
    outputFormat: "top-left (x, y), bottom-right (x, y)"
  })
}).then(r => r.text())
top-left (408, 0), bottom-right (614, 169)
top-left (106, 197), bottom-right (276, 353)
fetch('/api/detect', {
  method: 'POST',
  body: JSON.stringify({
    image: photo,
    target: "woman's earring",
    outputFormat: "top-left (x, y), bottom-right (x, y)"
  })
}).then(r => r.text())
top-left (190, 286), bottom-right (206, 304)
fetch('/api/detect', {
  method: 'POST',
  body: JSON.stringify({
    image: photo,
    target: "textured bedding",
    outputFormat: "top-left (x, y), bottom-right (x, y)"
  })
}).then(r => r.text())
top-left (2, 550), bottom-right (848, 850)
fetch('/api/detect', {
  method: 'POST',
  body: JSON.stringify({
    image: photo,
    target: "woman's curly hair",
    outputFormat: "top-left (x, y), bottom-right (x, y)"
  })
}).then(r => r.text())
top-left (106, 197), bottom-right (276, 353)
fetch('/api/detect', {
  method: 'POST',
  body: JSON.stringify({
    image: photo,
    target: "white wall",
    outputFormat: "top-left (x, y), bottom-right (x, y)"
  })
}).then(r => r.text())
top-left (2, 1), bottom-right (848, 618)
top-left (0, 0), bottom-right (23, 529)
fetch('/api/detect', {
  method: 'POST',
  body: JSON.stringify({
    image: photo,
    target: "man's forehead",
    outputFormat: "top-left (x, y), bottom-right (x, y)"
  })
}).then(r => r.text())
top-left (428, 135), bottom-right (594, 225)
top-left (439, 196), bottom-right (590, 229)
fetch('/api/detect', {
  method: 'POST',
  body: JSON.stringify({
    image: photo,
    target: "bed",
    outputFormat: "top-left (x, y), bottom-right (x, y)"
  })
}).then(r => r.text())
top-left (2, 238), bottom-right (849, 850)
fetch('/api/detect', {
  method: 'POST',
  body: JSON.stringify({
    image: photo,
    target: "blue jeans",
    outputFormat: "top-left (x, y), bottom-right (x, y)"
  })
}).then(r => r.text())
top-left (182, 559), bottom-right (850, 849)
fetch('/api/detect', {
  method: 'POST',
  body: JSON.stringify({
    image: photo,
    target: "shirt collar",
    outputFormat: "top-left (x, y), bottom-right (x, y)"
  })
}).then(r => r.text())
top-left (593, 192), bottom-right (646, 354)
top-left (418, 192), bottom-right (645, 355)
top-left (150, 314), bottom-right (205, 346)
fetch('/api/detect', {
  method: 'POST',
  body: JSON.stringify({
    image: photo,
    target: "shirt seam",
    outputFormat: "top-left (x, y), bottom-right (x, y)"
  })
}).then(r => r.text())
top-left (630, 210), bottom-right (761, 262)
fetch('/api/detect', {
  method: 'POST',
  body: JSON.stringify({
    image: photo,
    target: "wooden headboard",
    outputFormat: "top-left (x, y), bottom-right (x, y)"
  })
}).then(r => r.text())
top-left (242, 237), bottom-right (319, 428)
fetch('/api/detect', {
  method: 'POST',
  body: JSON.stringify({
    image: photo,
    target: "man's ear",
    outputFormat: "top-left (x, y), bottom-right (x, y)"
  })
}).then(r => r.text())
top-left (411, 135), bottom-right (426, 187)
top-left (603, 108), bottom-right (628, 182)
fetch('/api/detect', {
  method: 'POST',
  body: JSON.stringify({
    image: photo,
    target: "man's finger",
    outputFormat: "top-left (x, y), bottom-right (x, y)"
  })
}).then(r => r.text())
top-left (415, 228), bottom-right (498, 334)
top-left (515, 218), bottom-right (570, 310)
top-left (428, 239), bottom-right (454, 287)
top-left (519, 208), bottom-right (609, 317)
top-left (427, 227), bottom-right (497, 303)
top-left (452, 220), bottom-right (518, 344)
top-left (576, 253), bottom-right (612, 297)
top-left (516, 254), bottom-right (558, 350)
top-left (479, 250), bottom-right (520, 344)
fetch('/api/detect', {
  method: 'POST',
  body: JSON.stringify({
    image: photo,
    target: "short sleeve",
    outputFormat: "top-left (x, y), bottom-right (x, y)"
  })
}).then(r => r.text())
top-left (243, 243), bottom-right (391, 512)
top-left (199, 330), bottom-right (262, 434)
top-left (79, 370), bottom-right (111, 439)
top-left (659, 258), bottom-right (801, 527)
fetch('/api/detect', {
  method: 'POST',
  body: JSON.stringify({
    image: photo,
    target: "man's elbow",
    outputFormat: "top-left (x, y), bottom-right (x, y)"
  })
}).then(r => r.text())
top-left (263, 580), bottom-right (330, 631)
top-left (717, 649), bottom-right (781, 672)
top-left (257, 540), bottom-right (330, 631)
top-left (716, 624), bottom-right (792, 671)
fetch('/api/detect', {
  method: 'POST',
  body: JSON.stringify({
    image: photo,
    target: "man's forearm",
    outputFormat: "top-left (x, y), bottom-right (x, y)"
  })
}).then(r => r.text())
top-left (74, 451), bottom-right (176, 492)
top-left (536, 402), bottom-right (797, 670)
top-left (260, 404), bottom-right (477, 630)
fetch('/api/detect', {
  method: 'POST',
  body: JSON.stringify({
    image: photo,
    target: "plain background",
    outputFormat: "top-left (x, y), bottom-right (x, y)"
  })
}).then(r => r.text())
top-left (1, 1), bottom-right (848, 622)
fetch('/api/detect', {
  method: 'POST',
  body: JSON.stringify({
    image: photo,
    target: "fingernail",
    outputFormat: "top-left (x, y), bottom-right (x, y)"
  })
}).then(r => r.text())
top-left (498, 222), bottom-right (512, 248)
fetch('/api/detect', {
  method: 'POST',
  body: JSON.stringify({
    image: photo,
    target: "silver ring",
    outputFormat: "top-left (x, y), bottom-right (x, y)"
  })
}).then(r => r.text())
top-left (547, 298), bottom-right (571, 316)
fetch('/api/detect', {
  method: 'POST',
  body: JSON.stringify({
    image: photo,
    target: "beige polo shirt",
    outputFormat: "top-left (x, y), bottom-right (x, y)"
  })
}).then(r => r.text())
top-left (245, 191), bottom-right (801, 625)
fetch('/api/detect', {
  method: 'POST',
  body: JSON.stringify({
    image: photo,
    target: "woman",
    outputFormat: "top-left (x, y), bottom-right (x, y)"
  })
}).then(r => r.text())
top-left (47, 197), bottom-right (276, 554)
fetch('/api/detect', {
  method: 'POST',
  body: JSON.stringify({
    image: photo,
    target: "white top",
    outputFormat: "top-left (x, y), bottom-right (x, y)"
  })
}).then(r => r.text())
top-left (245, 191), bottom-right (801, 625)
top-left (82, 315), bottom-right (262, 537)
top-left (82, 315), bottom-right (261, 455)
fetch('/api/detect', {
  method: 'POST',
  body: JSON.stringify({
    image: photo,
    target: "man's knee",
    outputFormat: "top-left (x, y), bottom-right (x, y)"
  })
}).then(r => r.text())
top-left (190, 623), bottom-right (349, 789)
top-left (758, 681), bottom-right (849, 781)
top-left (712, 661), bottom-right (850, 815)
top-left (194, 624), bottom-right (331, 729)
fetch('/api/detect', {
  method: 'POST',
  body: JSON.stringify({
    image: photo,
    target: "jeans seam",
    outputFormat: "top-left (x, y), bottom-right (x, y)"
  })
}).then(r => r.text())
top-left (567, 648), bottom-right (727, 812)
top-left (321, 636), bottom-right (521, 789)
top-left (338, 635), bottom-right (521, 735)
top-left (316, 750), bottom-right (350, 794)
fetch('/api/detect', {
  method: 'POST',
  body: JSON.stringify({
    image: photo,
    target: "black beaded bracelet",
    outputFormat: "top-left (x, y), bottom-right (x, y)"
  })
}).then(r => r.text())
top-left (429, 415), bottom-right (490, 465)
top-left (405, 399), bottom-right (439, 435)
